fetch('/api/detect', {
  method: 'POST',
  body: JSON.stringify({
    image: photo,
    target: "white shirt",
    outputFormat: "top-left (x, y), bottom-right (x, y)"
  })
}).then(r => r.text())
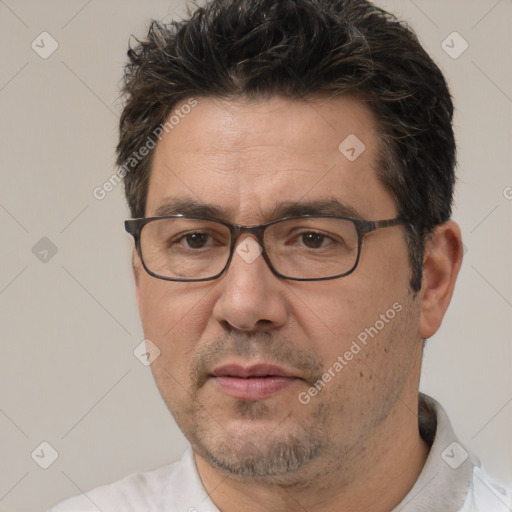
top-left (50, 395), bottom-right (512, 511)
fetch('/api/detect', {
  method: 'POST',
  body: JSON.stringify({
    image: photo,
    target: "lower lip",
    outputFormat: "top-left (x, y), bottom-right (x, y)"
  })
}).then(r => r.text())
top-left (213, 376), bottom-right (298, 400)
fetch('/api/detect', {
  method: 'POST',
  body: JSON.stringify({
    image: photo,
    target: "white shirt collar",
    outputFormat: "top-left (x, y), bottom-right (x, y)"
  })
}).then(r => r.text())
top-left (392, 393), bottom-right (476, 511)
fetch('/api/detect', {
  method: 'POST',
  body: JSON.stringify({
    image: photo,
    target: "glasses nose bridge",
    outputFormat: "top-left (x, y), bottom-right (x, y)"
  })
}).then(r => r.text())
top-left (226, 222), bottom-right (277, 279)
top-left (231, 223), bottom-right (268, 248)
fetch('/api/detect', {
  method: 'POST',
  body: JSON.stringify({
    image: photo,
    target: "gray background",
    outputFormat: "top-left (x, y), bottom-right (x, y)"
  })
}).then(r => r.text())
top-left (0, 1), bottom-right (511, 510)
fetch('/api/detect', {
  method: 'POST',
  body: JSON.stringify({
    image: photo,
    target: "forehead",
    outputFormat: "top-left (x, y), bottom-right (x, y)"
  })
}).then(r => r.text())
top-left (147, 95), bottom-right (397, 221)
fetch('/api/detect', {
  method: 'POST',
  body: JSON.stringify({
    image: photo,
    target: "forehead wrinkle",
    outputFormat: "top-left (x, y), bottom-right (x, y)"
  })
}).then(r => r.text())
top-left (149, 96), bottom-right (388, 224)
top-left (199, 144), bottom-right (327, 172)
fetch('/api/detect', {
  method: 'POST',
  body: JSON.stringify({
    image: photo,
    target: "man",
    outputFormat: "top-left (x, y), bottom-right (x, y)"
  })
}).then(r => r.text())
top-left (51, 0), bottom-right (511, 510)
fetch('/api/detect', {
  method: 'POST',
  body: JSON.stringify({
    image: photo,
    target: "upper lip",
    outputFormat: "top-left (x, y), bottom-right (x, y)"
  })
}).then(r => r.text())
top-left (211, 363), bottom-right (299, 379)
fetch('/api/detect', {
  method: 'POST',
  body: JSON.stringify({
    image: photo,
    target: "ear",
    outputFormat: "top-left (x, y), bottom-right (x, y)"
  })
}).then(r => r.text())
top-left (419, 221), bottom-right (463, 339)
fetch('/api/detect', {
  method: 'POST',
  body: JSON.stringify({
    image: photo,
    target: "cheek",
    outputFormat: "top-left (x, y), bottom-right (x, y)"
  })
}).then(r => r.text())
top-left (359, 232), bottom-right (412, 290)
top-left (138, 280), bottom-right (213, 407)
top-left (137, 278), bottom-right (215, 384)
top-left (287, 268), bottom-right (410, 370)
top-left (286, 282), bottom-right (375, 355)
top-left (138, 278), bottom-right (210, 336)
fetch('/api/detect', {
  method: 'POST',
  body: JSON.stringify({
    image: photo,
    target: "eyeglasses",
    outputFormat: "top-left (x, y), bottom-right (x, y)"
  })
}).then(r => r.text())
top-left (124, 215), bottom-right (405, 282)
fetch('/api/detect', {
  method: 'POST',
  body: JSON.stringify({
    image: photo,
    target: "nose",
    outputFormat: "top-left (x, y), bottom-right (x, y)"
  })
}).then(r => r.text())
top-left (212, 236), bottom-right (288, 332)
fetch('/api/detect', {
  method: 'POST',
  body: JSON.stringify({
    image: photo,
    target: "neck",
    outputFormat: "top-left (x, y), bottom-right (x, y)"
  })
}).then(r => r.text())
top-left (195, 394), bottom-right (430, 512)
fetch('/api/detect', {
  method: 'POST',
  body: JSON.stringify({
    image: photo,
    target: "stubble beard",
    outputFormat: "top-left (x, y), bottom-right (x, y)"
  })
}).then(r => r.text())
top-left (157, 297), bottom-right (419, 487)
top-left (179, 333), bottom-right (329, 485)
top-left (185, 394), bottom-right (328, 485)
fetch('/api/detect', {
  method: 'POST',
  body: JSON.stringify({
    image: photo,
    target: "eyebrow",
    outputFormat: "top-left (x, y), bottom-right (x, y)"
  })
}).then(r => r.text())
top-left (153, 198), bottom-right (227, 219)
top-left (151, 197), bottom-right (364, 222)
top-left (270, 199), bottom-right (363, 220)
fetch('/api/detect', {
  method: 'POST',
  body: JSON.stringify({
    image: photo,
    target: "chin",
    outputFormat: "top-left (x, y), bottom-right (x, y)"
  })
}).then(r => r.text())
top-left (187, 404), bottom-right (324, 484)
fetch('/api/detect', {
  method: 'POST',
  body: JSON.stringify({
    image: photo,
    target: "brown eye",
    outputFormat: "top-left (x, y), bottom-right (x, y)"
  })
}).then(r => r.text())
top-left (184, 233), bottom-right (209, 249)
top-left (301, 232), bottom-right (327, 248)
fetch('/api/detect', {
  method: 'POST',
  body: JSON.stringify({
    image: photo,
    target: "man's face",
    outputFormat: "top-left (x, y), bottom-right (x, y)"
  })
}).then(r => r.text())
top-left (135, 96), bottom-right (423, 484)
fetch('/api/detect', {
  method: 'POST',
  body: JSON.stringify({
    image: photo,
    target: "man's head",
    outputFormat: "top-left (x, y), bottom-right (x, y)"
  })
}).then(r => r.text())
top-left (119, 0), bottom-right (462, 495)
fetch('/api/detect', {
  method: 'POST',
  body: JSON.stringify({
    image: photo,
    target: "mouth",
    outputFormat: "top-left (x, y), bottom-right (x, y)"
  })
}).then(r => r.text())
top-left (209, 363), bottom-right (302, 400)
